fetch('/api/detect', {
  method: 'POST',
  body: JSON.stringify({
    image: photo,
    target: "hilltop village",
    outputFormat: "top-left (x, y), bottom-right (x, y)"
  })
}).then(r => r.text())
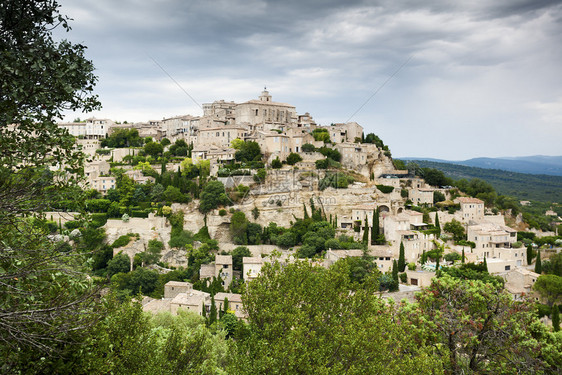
top-left (50, 90), bottom-right (557, 319)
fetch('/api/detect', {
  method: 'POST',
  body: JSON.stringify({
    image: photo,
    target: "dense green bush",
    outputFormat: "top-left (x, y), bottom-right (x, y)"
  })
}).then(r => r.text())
top-left (376, 184), bottom-right (394, 194)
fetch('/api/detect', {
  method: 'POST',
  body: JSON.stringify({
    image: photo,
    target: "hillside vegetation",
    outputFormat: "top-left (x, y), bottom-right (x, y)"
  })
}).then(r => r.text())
top-left (408, 160), bottom-right (562, 203)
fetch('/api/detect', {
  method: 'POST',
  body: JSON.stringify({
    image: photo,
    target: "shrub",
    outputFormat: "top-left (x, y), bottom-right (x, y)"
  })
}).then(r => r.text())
top-left (219, 209), bottom-right (227, 216)
top-left (399, 272), bottom-right (407, 283)
top-left (271, 157), bottom-right (282, 169)
top-left (64, 220), bottom-right (81, 230)
top-left (444, 252), bottom-right (461, 262)
top-left (376, 184), bottom-right (394, 194)
top-left (302, 143), bottom-right (315, 152)
top-left (90, 213), bottom-right (108, 227)
top-left (286, 152), bottom-right (303, 165)
top-left (112, 235), bottom-right (132, 249)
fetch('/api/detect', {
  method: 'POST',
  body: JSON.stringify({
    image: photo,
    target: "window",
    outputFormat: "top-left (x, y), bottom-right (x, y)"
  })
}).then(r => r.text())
top-left (505, 265), bottom-right (511, 271)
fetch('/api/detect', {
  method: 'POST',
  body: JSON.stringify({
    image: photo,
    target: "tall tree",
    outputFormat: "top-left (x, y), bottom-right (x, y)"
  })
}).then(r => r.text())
top-left (483, 256), bottom-right (488, 273)
top-left (231, 259), bottom-right (442, 374)
top-left (414, 275), bottom-right (547, 374)
top-left (398, 242), bottom-right (406, 272)
top-left (552, 304), bottom-right (560, 332)
top-left (434, 212), bottom-right (441, 237)
top-left (0, 0), bottom-right (101, 365)
top-left (209, 295), bottom-right (217, 325)
top-left (392, 260), bottom-right (399, 284)
top-left (526, 244), bottom-right (534, 266)
top-left (371, 208), bottom-right (379, 245)
top-left (536, 250), bottom-right (542, 274)
top-left (461, 248), bottom-right (466, 264)
top-left (362, 217), bottom-right (369, 246)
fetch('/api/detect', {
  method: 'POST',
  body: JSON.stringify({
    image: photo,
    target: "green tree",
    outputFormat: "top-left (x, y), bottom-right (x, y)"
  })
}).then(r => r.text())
top-left (199, 180), bottom-right (229, 213)
top-left (230, 211), bottom-right (249, 245)
top-left (362, 218), bottom-right (369, 245)
top-left (271, 157), bottom-right (282, 169)
top-left (0, 0), bottom-right (101, 362)
top-left (398, 242), bottom-right (406, 272)
top-left (230, 259), bottom-right (442, 374)
top-left (414, 274), bottom-right (546, 374)
top-left (533, 274), bottom-right (562, 307)
top-left (251, 206), bottom-right (259, 220)
top-left (392, 260), bottom-right (399, 284)
top-left (461, 248), bottom-right (465, 263)
top-left (286, 152), bottom-right (303, 165)
top-left (553, 304), bottom-right (560, 332)
top-left (234, 141), bottom-right (261, 162)
top-left (107, 253), bottom-right (131, 277)
top-left (302, 143), bottom-right (315, 152)
top-left (527, 244), bottom-right (534, 265)
top-left (536, 250), bottom-right (543, 274)
top-left (371, 208), bottom-right (380, 245)
top-left (444, 219), bottom-right (465, 242)
top-left (231, 246), bottom-right (252, 272)
top-left (434, 212), bottom-right (441, 237)
top-left (209, 295), bottom-right (217, 325)
top-left (143, 141), bottom-right (163, 157)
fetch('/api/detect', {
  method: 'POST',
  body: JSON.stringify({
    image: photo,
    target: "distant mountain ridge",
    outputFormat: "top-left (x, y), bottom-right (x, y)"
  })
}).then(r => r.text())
top-left (400, 155), bottom-right (562, 176)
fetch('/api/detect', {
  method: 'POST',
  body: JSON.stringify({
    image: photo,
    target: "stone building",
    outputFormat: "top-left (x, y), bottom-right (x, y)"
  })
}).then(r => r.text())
top-left (58, 117), bottom-right (112, 139)
top-left (456, 197), bottom-right (485, 222)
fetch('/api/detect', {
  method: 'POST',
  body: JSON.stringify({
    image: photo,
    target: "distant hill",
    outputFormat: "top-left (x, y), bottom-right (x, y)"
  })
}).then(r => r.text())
top-left (401, 155), bottom-right (562, 176)
top-left (403, 160), bottom-right (562, 203)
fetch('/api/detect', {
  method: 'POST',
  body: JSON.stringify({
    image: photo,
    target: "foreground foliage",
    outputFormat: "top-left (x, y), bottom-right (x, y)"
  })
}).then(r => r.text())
top-left (230, 259), bottom-right (443, 374)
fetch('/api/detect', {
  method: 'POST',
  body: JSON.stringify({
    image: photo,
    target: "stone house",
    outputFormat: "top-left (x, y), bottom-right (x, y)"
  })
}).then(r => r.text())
top-left (242, 256), bottom-right (263, 281)
top-left (164, 281), bottom-right (193, 299)
top-left (409, 188), bottom-right (435, 206)
top-left (321, 122), bottom-right (363, 144)
top-left (58, 117), bottom-right (112, 139)
top-left (170, 289), bottom-right (210, 315)
top-left (199, 264), bottom-right (215, 280)
top-left (214, 292), bottom-right (245, 319)
top-left (198, 126), bottom-right (248, 148)
top-left (456, 197), bottom-right (485, 222)
top-left (215, 255), bottom-right (233, 288)
top-left (371, 247), bottom-right (395, 272)
top-left (405, 269), bottom-right (435, 287)
top-left (502, 268), bottom-right (540, 301)
top-left (324, 249), bottom-right (364, 267)
top-left (467, 223), bottom-right (517, 252)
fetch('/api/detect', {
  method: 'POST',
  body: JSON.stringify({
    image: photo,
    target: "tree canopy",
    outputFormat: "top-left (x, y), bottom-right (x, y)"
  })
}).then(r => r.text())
top-left (0, 0), bottom-right (102, 364)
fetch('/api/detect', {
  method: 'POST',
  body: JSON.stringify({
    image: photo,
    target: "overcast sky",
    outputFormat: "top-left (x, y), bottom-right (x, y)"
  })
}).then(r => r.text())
top-left (56, 0), bottom-right (562, 160)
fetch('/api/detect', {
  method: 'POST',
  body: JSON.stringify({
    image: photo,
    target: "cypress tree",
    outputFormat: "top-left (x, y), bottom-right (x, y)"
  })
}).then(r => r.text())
top-left (526, 245), bottom-right (533, 266)
top-left (461, 248), bottom-right (465, 264)
top-left (220, 297), bottom-right (229, 318)
top-left (535, 250), bottom-right (542, 274)
top-left (398, 242), bottom-right (405, 272)
top-left (334, 214), bottom-right (338, 229)
top-left (483, 256), bottom-right (488, 273)
top-left (362, 218), bottom-right (369, 246)
top-left (421, 249), bottom-right (426, 265)
top-left (303, 203), bottom-right (309, 219)
top-left (202, 303), bottom-right (207, 320)
top-left (392, 260), bottom-right (399, 283)
top-left (552, 304), bottom-right (560, 332)
top-left (434, 212), bottom-right (441, 238)
top-left (435, 255), bottom-right (440, 271)
top-left (371, 208), bottom-right (379, 245)
top-left (209, 295), bottom-right (217, 325)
